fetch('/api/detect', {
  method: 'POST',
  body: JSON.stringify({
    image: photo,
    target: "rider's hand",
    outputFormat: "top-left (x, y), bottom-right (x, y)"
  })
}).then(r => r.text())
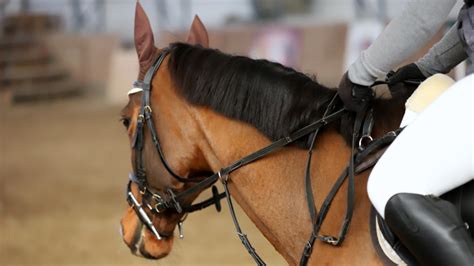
top-left (338, 72), bottom-right (374, 112)
top-left (386, 63), bottom-right (427, 100)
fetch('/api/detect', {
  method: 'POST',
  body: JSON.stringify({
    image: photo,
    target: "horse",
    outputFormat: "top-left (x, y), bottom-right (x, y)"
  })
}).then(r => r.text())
top-left (118, 2), bottom-right (407, 265)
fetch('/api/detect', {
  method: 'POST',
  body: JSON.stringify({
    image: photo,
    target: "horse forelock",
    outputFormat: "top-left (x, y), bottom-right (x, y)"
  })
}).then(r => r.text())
top-left (167, 42), bottom-right (341, 148)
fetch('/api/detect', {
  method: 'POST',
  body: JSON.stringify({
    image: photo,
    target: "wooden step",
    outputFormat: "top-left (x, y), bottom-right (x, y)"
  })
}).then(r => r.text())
top-left (0, 43), bottom-right (50, 59)
top-left (0, 49), bottom-right (51, 65)
top-left (2, 62), bottom-right (59, 77)
top-left (9, 80), bottom-right (84, 102)
top-left (1, 66), bottom-right (68, 84)
top-left (0, 36), bottom-right (38, 49)
top-left (3, 14), bottom-right (60, 37)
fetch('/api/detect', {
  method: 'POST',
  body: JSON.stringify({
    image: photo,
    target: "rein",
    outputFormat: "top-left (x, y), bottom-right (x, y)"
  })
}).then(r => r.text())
top-left (126, 49), bottom-right (402, 265)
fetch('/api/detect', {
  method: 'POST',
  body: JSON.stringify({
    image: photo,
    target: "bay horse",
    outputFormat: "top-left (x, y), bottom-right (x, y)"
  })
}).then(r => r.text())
top-left (119, 3), bottom-right (405, 265)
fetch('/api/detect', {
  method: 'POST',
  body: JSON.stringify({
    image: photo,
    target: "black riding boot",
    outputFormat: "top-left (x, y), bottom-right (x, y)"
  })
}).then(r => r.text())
top-left (442, 180), bottom-right (474, 238)
top-left (385, 193), bottom-right (474, 266)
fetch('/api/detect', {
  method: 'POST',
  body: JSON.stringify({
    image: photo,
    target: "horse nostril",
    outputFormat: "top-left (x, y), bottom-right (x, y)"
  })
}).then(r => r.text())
top-left (120, 220), bottom-right (138, 253)
top-left (125, 219), bottom-right (146, 254)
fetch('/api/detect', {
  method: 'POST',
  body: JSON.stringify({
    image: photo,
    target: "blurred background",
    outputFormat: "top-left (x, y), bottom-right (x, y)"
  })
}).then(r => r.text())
top-left (0, 0), bottom-right (468, 265)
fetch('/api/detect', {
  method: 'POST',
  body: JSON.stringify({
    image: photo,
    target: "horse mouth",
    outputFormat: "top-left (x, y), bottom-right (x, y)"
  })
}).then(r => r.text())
top-left (121, 218), bottom-right (174, 260)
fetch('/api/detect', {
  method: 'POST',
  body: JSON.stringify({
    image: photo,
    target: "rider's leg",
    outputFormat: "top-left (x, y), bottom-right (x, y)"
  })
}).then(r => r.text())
top-left (461, 181), bottom-right (474, 237)
top-left (442, 180), bottom-right (474, 237)
top-left (368, 74), bottom-right (473, 217)
top-left (385, 193), bottom-right (473, 265)
top-left (367, 74), bottom-right (474, 265)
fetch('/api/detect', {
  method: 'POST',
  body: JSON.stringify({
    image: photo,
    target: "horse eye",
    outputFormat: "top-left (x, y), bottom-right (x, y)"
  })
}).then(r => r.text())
top-left (120, 118), bottom-right (131, 129)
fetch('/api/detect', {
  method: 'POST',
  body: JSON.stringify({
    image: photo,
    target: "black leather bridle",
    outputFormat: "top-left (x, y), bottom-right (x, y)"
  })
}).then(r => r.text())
top-left (125, 48), bottom-right (402, 265)
top-left (126, 48), bottom-right (226, 241)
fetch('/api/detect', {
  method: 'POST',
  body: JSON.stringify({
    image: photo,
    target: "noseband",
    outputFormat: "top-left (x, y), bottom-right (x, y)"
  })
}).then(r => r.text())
top-left (125, 48), bottom-right (402, 265)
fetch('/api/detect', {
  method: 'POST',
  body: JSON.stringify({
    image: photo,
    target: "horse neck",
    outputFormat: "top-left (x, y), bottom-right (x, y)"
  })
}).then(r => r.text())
top-left (191, 105), bottom-right (343, 262)
top-left (191, 98), bottom-right (403, 265)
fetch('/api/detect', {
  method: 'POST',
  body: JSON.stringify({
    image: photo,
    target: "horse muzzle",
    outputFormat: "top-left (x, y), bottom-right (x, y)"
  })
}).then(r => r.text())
top-left (120, 208), bottom-right (174, 260)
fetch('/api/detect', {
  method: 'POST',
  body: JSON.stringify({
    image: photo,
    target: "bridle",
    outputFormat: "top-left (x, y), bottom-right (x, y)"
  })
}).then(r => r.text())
top-left (126, 48), bottom-right (226, 240)
top-left (125, 48), bottom-right (403, 265)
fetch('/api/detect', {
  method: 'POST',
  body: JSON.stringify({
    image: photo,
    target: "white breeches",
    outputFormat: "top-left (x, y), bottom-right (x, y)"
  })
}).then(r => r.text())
top-left (368, 74), bottom-right (474, 218)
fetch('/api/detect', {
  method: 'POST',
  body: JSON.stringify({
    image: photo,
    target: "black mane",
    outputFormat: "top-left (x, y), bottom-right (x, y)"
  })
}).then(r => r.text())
top-left (168, 43), bottom-right (344, 148)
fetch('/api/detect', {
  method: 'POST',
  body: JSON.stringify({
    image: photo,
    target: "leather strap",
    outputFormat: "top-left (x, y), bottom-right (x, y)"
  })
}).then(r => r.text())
top-left (222, 179), bottom-right (266, 266)
top-left (299, 104), bottom-right (366, 265)
top-left (299, 95), bottom-right (339, 264)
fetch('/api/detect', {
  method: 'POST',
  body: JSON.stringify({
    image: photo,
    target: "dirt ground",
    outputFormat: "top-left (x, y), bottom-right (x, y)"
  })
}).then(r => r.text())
top-left (0, 97), bottom-right (286, 266)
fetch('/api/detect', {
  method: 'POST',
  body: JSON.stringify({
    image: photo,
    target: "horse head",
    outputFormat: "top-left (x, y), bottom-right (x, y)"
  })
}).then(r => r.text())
top-left (119, 2), bottom-right (212, 259)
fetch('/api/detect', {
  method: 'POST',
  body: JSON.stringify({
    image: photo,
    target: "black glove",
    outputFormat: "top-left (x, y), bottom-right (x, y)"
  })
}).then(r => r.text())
top-left (338, 72), bottom-right (374, 112)
top-left (386, 63), bottom-right (427, 100)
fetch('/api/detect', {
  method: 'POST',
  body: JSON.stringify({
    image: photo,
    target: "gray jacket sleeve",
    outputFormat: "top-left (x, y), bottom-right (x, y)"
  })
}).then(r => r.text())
top-left (348, 0), bottom-right (457, 86)
top-left (415, 22), bottom-right (468, 77)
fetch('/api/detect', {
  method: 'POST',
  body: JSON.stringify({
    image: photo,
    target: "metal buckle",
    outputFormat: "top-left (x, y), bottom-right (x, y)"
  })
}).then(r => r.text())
top-left (358, 134), bottom-right (373, 151)
top-left (153, 202), bottom-right (165, 213)
top-left (303, 242), bottom-right (313, 256)
top-left (319, 235), bottom-right (339, 246)
top-left (386, 130), bottom-right (397, 137)
top-left (144, 105), bottom-right (153, 114)
top-left (218, 170), bottom-right (229, 184)
top-left (149, 191), bottom-right (166, 213)
top-left (151, 191), bottom-right (162, 200)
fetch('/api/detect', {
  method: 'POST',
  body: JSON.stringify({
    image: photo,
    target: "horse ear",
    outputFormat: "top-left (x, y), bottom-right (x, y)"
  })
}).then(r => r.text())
top-left (186, 15), bottom-right (209, 48)
top-left (134, 1), bottom-right (157, 79)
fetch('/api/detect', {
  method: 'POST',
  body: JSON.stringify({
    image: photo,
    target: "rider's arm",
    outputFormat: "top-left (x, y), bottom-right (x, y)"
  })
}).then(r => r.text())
top-left (348, 0), bottom-right (457, 86)
top-left (416, 22), bottom-right (468, 76)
